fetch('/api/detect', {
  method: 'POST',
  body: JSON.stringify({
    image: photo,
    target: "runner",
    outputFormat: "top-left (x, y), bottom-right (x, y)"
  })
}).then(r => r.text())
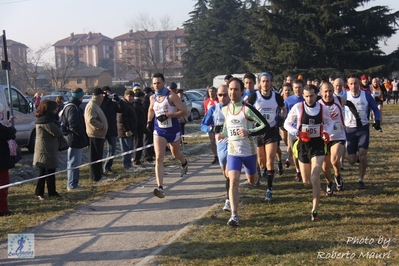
top-left (147, 73), bottom-right (189, 198)
top-left (216, 78), bottom-right (269, 226)
top-left (247, 72), bottom-right (286, 201)
top-left (345, 74), bottom-right (381, 189)
top-left (284, 84), bottom-right (334, 221)
top-left (201, 85), bottom-right (231, 211)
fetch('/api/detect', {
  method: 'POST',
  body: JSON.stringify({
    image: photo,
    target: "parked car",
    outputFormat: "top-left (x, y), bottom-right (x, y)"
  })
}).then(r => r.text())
top-left (0, 85), bottom-right (36, 152)
top-left (181, 93), bottom-right (193, 121)
top-left (186, 89), bottom-right (207, 100)
top-left (40, 94), bottom-right (70, 103)
top-left (184, 91), bottom-right (205, 120)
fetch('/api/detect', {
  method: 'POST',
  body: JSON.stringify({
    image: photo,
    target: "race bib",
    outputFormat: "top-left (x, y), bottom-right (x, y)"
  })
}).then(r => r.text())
top-left (301, 124), bottom-right (320, 138)
top-left (260, 109), bottom-right (275, 124)
top-left (158, 118), bottom-right (172, 128)
top-left (332, 122), bottom-right (342, 134)
top-left (228, 126), bottom-right (244, 140)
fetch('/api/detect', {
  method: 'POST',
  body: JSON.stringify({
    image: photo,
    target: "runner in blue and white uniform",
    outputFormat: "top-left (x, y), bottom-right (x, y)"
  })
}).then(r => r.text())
top-left (201, 85), bottom-right (231, 212)
top-left (345, 74), bottom-right (381, 189)
top-left (147, 73), bottom-right (189, 198)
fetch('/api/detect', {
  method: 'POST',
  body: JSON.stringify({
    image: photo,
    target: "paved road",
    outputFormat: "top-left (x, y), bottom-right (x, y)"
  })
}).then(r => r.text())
top-left (0, 151), bottom-right (228, 265)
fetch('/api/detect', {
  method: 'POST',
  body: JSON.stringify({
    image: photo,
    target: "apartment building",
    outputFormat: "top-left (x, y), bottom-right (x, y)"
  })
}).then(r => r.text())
top-left (113, 27), bottom-right (187, 85)
top-left (0, 39), bottom-right (28, 69)
top-left (53, 32), bottom-right (114, 69)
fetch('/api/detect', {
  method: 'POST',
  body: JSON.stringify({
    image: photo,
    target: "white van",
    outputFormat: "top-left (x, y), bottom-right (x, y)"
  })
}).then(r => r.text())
top-left (0, 84), bottom-right (36, 152)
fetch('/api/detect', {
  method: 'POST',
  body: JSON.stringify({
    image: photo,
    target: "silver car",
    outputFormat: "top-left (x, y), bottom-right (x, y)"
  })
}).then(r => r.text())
top-left (184, 92), bottom-right (205, 120)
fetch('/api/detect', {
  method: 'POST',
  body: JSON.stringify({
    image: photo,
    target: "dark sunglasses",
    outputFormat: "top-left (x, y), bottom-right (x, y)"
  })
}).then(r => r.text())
top-left (218, 93), bottom-right (228, 97)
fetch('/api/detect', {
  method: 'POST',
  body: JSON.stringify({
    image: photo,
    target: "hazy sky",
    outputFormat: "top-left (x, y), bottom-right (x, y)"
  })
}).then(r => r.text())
top-left (1, 0), bottom-right (398, 62)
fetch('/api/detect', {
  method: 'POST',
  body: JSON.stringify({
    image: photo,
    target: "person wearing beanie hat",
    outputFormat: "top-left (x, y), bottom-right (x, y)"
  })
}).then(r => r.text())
top-left (133, 84), bottom-right (141, 93)
top-left (0, 103), bottom-right (17, 216)
top-left (85, 88), bottom-right (108, 182)
top-left (360, 75), bottom-right (371, 93)
top-left (63, 87), bottom-right (89, 191)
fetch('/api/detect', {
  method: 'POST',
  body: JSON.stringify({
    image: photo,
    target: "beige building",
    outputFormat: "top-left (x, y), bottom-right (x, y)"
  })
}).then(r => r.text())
top-left (53, 32), bottom-right (114, 69)
top-left (113, 28), bottom-right (187, 85)
top-left (54, 67), bottom-right (112, 91)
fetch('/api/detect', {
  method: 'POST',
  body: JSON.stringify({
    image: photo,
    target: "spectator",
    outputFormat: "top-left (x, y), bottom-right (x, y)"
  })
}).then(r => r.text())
top-left (101, 86), bottom-right (121, 174)
top-left (33, 92), bottom-right (42, 109)
top-left (204, 86), bottom-right (218, 164)
top-left (85, 88), bottom-right (108, 182)
top-left (33, 100), bottom-right (63, 200)
top-left (55, 96), bottom-right (65, 116)
top-left (0, 103), bottom-right (17, 216)
top-left (168, 82), bottom-right (178, 94)
top-left (117, 90), bottom-right (138, 170)
top-left (132, 91), bottom-right (146, 166)
top-left (63, 88), bottom-right (89, 191)
top-left (132, 84), bottom-right (141, 93)
top-left (143, 87), bottom-right (155, 162)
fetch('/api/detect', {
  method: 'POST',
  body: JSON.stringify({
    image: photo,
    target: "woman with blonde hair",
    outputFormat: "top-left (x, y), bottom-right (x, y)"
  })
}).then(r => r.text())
top-left (33, 100), bottom-right (63, 199)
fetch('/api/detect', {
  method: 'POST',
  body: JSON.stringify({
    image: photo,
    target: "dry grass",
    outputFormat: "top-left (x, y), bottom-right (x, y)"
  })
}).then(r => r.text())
top-left (154, 104), bottom-right (399, 266)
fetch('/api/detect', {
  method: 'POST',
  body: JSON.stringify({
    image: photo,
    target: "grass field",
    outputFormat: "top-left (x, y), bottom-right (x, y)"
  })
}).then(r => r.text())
top-left (154, 104), bottom-right (399, 266)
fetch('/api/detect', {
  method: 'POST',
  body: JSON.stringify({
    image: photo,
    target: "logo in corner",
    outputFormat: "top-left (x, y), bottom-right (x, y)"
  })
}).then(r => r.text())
top-left (8, 234), bottom-right (34, 258)
top-left (230, 119), bottom-right (240, 124)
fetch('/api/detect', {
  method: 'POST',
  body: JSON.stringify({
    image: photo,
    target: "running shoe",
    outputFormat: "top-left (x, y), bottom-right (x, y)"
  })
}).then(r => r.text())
top-left (295, 172), bottom-right (302, 182)
top-left (311, 210), bottom-right (320, 221)
top-left (265, 189), bottom-right (272, 201)
top-left (227, 214), bottom-right (239, 226)
top-left (153, 188), bottom-right (165, 198)
top-left (211, 156), bottom-right (219, 164)
top-left (358, 180), bottom-right (366, 189)
top-left (326, 182), bottom-right (334, 196)
top-left (223, 199), bottom-right (231, 212)
top-left (334, 176), bottom-right (344, 191)
top-left (285, 158), bottom-right (290, 168)
top-left (181, 160), bottom-right (188, 177)
top-left (278, 161), bottom-right (283, 175)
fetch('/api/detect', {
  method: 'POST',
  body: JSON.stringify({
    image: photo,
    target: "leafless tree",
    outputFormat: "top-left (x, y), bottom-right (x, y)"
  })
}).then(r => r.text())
top-left (11, 43), bottom-right (51, 91)
top-left (43, 54), bottom-right (75, 89)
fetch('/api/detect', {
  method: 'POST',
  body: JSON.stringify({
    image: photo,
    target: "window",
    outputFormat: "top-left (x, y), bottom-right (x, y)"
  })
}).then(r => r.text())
top-left (79, 54), bottom-right (83, 58)
top-left (176, 38), bottom-right (181, 43)
top-left (4, 88), bottom-right (29, 114)
top-left (77, 78), bottom-right (82, 84)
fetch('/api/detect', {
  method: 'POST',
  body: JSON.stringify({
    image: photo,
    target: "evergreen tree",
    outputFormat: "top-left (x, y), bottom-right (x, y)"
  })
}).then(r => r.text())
top-left (247, 0), bottom-right (399, 79)
top-left (182, 0), bottom-right (255, 87)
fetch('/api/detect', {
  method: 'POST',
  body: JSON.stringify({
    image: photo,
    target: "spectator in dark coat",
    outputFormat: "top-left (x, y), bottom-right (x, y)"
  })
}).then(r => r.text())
top-left (143, 87), bottom-right (155, 162)
top-left (0, 103), bottom-right (16, 216)
top-left (101, 86), bottom-right (121, 173)
top-left (62, 88), bottom-right (88, 191)
top-left (132, 91), bottom-right (146, 166)
top-left (117, 90), bottom-right (138, 170)
top-left (33, 100), bottom-right (63, 200)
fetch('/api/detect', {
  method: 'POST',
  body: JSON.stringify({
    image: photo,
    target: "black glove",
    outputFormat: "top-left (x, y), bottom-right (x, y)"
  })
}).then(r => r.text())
top-left (214, 125), bottom-right (223, 134)
top-left (372, 120), bottom-right (382, 132)
top-left (113, 94), bottom-right (120, 102)
top-left (356, 118), bottom-right (362, 128)
top-left (156, 114), bottom-right (168, 123)
top-left (146, 122), bottom-right (153, 133)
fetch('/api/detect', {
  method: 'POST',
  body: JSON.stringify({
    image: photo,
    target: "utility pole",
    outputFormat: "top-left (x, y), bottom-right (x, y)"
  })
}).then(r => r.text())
top-left (1, 30), bottom-right (14, 126)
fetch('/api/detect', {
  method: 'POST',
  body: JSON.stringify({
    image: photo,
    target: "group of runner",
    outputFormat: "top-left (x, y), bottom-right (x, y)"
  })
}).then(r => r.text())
top-left (148, 72), bottom-right (382, 226)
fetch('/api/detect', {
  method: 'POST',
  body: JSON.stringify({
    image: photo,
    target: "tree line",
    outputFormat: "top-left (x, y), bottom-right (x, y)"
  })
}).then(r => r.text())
top-left (182, 0), bottom-right (399, 87)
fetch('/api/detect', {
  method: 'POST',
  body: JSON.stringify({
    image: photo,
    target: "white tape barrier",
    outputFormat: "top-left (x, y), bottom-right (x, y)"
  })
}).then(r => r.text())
top-left (0, 132), bottom-right (210, 190)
